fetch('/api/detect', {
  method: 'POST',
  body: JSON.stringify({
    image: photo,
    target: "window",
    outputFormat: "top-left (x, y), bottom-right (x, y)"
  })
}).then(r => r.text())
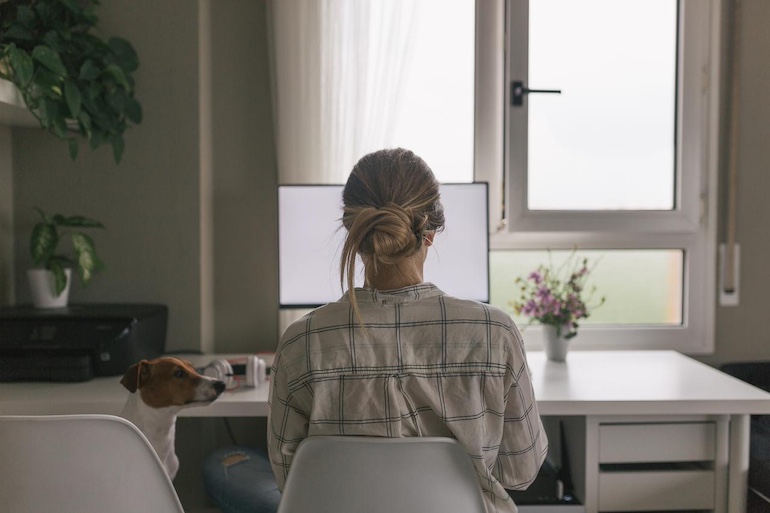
top-left (475, 0), bottom-right (720, 353)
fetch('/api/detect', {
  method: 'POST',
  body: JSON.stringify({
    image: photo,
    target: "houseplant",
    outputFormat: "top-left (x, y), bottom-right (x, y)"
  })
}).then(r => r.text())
top-left (29, 207), bottom-right (104, 308)
top-left (0, 0), bottom-right (142, 163)
top-left (510, 251), bottom-right (605, 361)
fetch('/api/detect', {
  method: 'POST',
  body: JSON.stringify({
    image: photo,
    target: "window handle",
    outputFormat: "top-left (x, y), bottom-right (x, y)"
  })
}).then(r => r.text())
top-left (511, 80), bottom-right (562, 106)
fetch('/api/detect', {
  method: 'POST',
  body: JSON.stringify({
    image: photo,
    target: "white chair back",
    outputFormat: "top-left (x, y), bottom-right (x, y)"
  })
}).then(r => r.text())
top-left (0, 414), bottom-right (185, 513)
top-left (277, 436), bottom-right (486, 513)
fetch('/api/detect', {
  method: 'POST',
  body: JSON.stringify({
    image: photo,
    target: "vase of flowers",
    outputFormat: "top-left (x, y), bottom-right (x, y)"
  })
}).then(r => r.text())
top-left (510, 252), bottom-right (605, 362)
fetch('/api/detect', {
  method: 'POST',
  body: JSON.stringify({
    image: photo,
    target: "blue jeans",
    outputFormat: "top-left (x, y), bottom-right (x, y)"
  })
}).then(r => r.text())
top-left (202, 446), bottom-right (281, 513)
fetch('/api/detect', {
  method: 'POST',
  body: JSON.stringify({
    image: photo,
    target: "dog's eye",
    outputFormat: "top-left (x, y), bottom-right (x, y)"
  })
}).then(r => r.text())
top-left (174, 369), bottom-right (186, 378)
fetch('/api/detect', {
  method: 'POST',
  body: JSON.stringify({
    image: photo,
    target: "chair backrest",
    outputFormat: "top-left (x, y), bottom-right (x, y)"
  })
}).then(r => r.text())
top-left (276, 436), bottom-right (486, 513)
top-left (0, 414), bottom-right (185, 513)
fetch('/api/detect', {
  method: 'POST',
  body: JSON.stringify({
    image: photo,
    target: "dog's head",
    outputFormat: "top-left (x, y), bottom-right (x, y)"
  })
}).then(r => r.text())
top-left (120, 357), bottom-right (226, 409)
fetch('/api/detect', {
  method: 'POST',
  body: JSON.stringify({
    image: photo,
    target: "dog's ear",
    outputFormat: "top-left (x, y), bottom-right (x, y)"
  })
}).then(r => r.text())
top-left (121, 360), bottom-right (151, 392)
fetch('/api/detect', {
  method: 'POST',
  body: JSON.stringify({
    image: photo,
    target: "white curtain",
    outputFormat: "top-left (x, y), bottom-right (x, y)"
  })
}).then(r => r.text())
top-left (267, 0), bottom-right (420, 184)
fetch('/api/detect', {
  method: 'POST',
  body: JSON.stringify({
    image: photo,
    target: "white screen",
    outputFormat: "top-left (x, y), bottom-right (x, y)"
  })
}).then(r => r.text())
top-left (279, 183), bottom-right (489, 306)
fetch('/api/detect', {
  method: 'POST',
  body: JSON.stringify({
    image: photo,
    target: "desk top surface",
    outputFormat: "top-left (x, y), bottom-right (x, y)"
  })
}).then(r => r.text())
top-left (2, 351), bottom-right (770, 418)
top-left (527, 350), bottom-right (770, 415)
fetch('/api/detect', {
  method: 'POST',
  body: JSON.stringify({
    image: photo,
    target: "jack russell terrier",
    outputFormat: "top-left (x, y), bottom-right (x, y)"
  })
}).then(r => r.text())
top-left (120, 357), bottom-right (226, 480)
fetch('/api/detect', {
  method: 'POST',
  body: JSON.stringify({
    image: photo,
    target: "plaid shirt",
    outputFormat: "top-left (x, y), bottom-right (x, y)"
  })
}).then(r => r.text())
top-left (268, 283), bottom-right (548, 512)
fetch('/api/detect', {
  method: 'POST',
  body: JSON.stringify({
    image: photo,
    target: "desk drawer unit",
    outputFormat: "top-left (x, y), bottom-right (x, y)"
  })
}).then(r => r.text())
top-left (597, 423), bottom-right (718, 511)
top-left (570, 418), bottom-right (728, 513)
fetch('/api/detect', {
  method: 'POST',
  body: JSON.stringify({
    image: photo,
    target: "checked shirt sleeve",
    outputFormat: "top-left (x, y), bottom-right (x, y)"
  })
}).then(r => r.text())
top-left (267, 348), bottom-right (309, 490)
top-left (492, 329), bottom-right (548, 491)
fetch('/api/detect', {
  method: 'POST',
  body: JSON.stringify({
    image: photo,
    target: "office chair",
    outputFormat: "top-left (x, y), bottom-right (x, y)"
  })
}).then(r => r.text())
top-left (276, 436), bottom-right (486, 513)
top-left (0, 414), bottom-right (185, 513)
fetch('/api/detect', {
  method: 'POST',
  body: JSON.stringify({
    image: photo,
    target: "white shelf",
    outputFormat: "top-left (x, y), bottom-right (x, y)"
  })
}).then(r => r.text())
top-left (0, 78), bottom-right (38, 127)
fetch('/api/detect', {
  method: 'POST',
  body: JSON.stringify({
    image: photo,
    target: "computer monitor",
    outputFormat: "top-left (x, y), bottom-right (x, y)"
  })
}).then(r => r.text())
top-left (278, 183), bottom-right (489, 308)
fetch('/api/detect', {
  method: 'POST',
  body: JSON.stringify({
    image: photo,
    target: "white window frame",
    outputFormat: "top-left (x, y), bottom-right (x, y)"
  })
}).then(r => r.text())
top-left (475, 0), bottom-right (721, 354)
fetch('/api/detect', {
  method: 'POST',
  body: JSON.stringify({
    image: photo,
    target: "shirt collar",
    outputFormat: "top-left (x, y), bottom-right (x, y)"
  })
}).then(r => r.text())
top-left (345, 282), bottom-right (444, 304)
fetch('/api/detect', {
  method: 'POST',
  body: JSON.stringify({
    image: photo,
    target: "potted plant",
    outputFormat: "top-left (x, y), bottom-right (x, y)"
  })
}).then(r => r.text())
top-left (0, 0), bottom-right (142, 163)
top-left (28, 207), bottom-right (104, 308)
top-left (510, 251), bottom-right (605, 361)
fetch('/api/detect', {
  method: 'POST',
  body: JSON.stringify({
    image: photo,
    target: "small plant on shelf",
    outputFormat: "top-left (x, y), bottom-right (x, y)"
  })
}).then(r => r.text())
top-left (30, 207), bottom-right (105, 296)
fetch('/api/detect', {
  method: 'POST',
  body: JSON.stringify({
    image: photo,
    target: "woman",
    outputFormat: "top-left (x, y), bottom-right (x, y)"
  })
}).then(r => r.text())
top-left (268, 148), bottom-right (547, 512)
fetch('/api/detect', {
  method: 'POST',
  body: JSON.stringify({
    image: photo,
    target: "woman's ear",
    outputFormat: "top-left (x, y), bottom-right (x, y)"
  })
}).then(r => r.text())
top-left (423, 232), bottom-right (436, 247)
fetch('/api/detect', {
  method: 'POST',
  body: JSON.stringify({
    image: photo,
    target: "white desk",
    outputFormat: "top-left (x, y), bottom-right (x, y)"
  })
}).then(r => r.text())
top-left (526, 350), bottom-right (770, 513)
top-left (2, 350), bottom-right (769, 513)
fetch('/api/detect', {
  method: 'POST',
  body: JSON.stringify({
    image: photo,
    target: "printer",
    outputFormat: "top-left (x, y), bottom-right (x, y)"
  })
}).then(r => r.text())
top-left (0, 304), bottom-right (167, 382)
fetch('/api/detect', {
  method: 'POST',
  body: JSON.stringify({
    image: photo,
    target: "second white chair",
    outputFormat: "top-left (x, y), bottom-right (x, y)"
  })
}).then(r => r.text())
top-left (276, 436), bottom-right (486, 513)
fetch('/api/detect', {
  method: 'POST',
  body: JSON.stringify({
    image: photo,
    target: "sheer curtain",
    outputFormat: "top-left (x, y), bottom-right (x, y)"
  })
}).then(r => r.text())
top-left (267, 0), bottom-right (420, 184)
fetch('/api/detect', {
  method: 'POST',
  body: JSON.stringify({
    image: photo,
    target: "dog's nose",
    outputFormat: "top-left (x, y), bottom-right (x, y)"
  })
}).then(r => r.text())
top-left (214, 380), bottom-right (226, 395)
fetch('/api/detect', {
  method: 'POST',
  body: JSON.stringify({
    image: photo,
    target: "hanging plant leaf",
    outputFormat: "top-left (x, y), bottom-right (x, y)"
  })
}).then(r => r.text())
top-left (32, 45), bottom-right (66, 77)
top-left (125, 97), bottom-right (142, 124)
top-left (6, 44), bottom-right (33, 86)
top-left (108, 37), bottom-right (138, 72)
top-left (79, 59), bottom-right (100, 80)
top-left (63, 79), bottom-right (81, 118)
top-left (103, 63), bottom-right (129, 90)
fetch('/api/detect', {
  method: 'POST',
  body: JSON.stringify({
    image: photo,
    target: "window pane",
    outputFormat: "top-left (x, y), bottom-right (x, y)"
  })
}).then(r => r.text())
top-left (389, 0), bottom-right (475, 183)
top-left (490, 249), bottom-right (683, 326)
top-left (527, 0), bottom-right (677, 210)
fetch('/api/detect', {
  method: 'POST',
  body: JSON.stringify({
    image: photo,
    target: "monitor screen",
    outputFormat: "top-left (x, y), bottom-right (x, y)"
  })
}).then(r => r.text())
top-left (278, 183), bottom-right (489, 307)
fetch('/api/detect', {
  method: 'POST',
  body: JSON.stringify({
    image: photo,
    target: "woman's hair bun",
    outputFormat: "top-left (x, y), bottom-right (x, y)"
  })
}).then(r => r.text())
top-left (352, 203), bottom-right (420, 265)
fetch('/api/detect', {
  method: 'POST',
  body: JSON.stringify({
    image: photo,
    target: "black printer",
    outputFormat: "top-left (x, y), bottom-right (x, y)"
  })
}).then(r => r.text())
top-left (0, 303), bottom-right (167, 382)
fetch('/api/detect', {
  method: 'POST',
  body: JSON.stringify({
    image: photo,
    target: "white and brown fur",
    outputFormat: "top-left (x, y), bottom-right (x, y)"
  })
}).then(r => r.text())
top-left (120, 357), bottom-right (225, 480)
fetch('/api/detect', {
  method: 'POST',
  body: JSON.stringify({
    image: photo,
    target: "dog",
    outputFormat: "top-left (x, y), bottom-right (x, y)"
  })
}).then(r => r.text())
top-left (120, 357), bottom-right (226, 480)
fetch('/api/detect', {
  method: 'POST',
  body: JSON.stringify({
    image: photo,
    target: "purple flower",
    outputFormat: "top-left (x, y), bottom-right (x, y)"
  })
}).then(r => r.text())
top-left (528, 271), bottom-right (543, 284)
top-left (509, 254), bottom-right (604, 335)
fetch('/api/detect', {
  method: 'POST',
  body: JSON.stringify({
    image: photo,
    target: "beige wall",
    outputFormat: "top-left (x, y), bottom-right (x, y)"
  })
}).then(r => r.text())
top-left (0, 127), bottom-right (12, 305)
top-left (209, 0), bottom-right (278, 353)
top-left (702, 0), bottom-right (770, 366)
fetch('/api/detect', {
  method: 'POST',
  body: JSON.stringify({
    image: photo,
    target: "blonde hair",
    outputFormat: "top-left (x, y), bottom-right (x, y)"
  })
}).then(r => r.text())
top-left (340, 148), bottom-right (445, 322)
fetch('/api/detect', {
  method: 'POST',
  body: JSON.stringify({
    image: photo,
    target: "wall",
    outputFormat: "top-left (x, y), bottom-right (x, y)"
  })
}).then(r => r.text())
top-left (703, 0), bottom-right (770, 366)
top-left (9, 0), bottom-right (278, 355)
top-left (0, 128), bottom-right (12, 305)
top-left (209, 0), bottom-right (278, 353)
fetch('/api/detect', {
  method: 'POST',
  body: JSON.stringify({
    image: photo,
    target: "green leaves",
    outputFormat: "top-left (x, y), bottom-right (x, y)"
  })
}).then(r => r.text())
top-left (0, 0), bottom-right (141, 164)
top-left (32, 45), bottom-right (66, 76)
top-left (30, 222), bottom-right (58, 266)
top-left (6, 44), bottom-right (33, 86)
top-left (48, 258), bottom-right (68, 296)
top-left (29, 208), bottom-right (105, 293)
top-left (64, 80), bottom-right (81, 118)
top-left (71, 232), bottom-right (103, 285)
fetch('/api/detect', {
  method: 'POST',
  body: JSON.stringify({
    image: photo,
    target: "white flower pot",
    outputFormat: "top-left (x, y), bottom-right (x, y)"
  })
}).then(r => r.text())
top-left (27, 268), bottom-right (72, 309)
top-left (543, 324), bottom-right (572, 362)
